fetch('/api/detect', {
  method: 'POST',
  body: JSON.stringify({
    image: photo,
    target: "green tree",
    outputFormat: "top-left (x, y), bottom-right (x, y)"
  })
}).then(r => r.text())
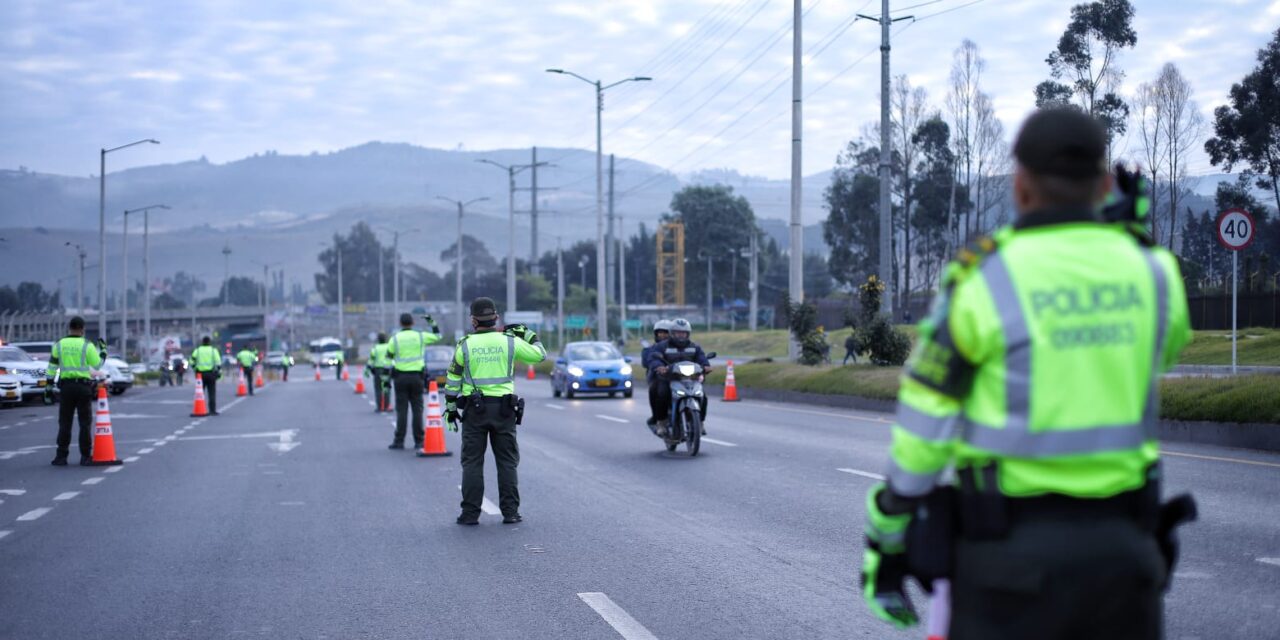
top-left (151, 292), bottom-right (185, 310)
top-left (209, 276), bottom-right (262, 307)
top-left (823, 141), bottom-right (884, 289)
top-left (1035, 0), bottom-right (1137, 146)
top-left (669, 185), bottom-right (757, 305)
top-left (0, 282), bottom-right (59, 313)
top-left (912, 116), bottom-right (971, 291)
top-left (315, 222), bottom-right (393, 304)
top-left (1204, 28), bottom-right (1280, 215)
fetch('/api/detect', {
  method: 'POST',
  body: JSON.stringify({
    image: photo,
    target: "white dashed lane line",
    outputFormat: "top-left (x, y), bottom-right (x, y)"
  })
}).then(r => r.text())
top-left (577, 592), bottom-right (659, 640)
top-left (124, 456), bottom-right (140, 463)
top-left (1259, 558), bottom-right (1280, 568)
top-left (16, 507), bottom-right (51, 521)
top-left (544, 404), bottom-right (565, 411)
top-left (838, 468), bottom-right (885, 481)
top-left (103, 466), bottom-right (124, 473)
top-left (81, 477), bottom-right (105, 485)
top-left (701, 437), bottom-right (738, 447)
top-left (456, 485), bottom-right (501, 515)
top-left (138, 448), bottom-right (154, 454)
top-left (53, 492), bottom-right (80, 501)
top-left (0, 530), bottom-right (10, 540)
top-left (595, 414), bottom-right (628, 424)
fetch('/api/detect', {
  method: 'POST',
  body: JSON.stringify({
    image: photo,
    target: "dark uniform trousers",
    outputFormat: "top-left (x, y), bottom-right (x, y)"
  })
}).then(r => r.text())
top-left (460, 398), bottom-right (519, 517)
top-left (372, 368), bottom-right (389, 411)
top-left (647, 376), bottom-right (663, 420)
top-left (241, 365), bottom-right (255, 395)
top-left (949, 514), bottom-right (1165, 640)
top-left (392, 371), bottom-right (425, 445)
top-left (56, 380), bottom-right (95, 457)
top-left (281, 365), bottom-right (289, 381)
top-left (198, 371), bottom-right (218, 413)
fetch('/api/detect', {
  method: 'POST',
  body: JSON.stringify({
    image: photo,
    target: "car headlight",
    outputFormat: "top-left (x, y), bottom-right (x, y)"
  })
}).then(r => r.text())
top-left (619, 364), bottom-right (632, 376)
top-left (566, 365), bottom-right (585, 377)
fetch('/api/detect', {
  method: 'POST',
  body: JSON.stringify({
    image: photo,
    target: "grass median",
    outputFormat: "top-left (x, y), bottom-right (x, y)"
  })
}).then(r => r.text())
top-left (706, 361), bottom-right (1280, 424)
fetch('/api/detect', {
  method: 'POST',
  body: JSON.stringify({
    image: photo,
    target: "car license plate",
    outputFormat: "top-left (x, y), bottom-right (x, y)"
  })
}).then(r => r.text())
top-left (4, 391), bottom-right (16, 398)
top-left (593, 379), bottom-right (612, 388)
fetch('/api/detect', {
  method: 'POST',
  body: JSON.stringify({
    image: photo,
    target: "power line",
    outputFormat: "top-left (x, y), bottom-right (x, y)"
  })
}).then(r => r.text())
top-left (914, 0), bottom-right (991, 21)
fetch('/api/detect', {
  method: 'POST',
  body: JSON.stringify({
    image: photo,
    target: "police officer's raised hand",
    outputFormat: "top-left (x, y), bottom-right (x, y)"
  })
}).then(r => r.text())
top-left (422, 314), bottom-right (435, 325)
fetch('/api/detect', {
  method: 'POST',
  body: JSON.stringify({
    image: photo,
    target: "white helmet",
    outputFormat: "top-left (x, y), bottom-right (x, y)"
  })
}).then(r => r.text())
top-left (668, 318), bottom-right (693, 344)
top-left (654, 319), bottom-right (673, 333)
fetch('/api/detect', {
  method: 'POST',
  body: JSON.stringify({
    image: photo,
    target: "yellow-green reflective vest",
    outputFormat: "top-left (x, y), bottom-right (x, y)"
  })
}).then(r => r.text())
top-left (386, 329), bottom-right (441, 372)
top-left (192, 345), bottom-right (221, 372)
top-left (445, 330), bottom-right (547, 397)
top-left (47, 336), bottom-right (102, 380)
top-left (886, 216), bottom-right (1192, 500)
top-left (236, 350), bottom-right (257, 368)
top-left (369, 343), bottom-right (391, 368)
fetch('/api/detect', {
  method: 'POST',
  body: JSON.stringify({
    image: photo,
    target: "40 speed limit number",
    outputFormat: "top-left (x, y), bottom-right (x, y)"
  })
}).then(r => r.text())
top-left (1216, 208), bottom-right (1256, 251)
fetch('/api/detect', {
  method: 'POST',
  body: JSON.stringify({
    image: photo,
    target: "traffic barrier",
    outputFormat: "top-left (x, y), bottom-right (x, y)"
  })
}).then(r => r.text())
top-left (722, 360), bottom-right (740, 402)
top-left (354, 367), bottom-right (365, 394)
top-left (190, 373), bottom-right (209, 417)
top-left (236, 368), bottom-right (248, 397)
top-left (526, 364), bottom-right (536, 380)
top-left (90, 385), bottom-right (123, 465)
top-left (417, 379), bottom-right (452, 457)
top-left (254, 364), bottom-right (264, 388)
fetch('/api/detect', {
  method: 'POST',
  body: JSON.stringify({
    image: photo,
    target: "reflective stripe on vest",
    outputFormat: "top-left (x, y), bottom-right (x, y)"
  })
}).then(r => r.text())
top-left (964, 250), bottom-right (1171, 458)
top-left (54, 338), bottom-right (93, 374)
top-left (459, 335), bottom-right (516, 389)
top-left (391, 332), bottom-right (426, 365)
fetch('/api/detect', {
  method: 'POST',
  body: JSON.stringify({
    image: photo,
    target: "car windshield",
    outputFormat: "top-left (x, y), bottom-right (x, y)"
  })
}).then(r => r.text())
top-left (16, 343), bottom-right (51, 356)
top-left (565, 343), bottom-right (621, 361)
top-left (0, 347), bottom-right (34, 362)
top-left (426, 347), bottom-right (453, 364)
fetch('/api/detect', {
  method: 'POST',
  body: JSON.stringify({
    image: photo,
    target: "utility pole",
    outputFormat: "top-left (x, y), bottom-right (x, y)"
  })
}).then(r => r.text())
top-left (703, 253), bottom-right (714, 331)
top-left (378, 241), bottom-right (386, 329)
top-left (221, 244), bottom-right (232, 306)
top-left (860, 2), bottom-right (913, 317)
top-left (619, 215), bottom-right (628, 345)
top-left (788, 0), bottom-right (804, 359)
top-left (478, 158), bottom-right (547, 313)
top-left (531, 147), bottom-right (540, 274)
top-left (337, 242), bottom-right (344, 347)
top-left (556, 237), bottom-right (565, 349)
top-left (749, 232), bottom-right (759, 331)
top-left (437, 196), bottom-right (490, 337)
top-left (66, 242), bottom-right (87, 312)
top-left (121, 211), bottom-right (129, 357)
top-left (607, 153), bottom-right (616, 303)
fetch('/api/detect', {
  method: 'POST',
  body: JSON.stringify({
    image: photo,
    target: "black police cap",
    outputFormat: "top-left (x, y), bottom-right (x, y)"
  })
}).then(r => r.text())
top-left (399, 313), bottom-right (413, 326)
top-left (470, 297), bottom-right (498, 321)
top-left (1013, 107), bottom-right (1107, 179)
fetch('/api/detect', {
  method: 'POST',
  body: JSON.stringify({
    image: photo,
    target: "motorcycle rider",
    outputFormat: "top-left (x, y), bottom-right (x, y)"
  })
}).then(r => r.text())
top-left (645, 318), bottom-right (711, 436)
top-left (643, 319), bottom-right (672, 427)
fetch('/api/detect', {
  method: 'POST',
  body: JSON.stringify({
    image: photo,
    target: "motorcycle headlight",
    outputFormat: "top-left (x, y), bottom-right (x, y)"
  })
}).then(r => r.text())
top-left (619, 364), bottom-right (632, 376)
top-left (674, 362), bottom-right (698, 377)
top-left (674, 388), bottom-right (687, 396)
top-left (566, 365), bottom-right (585, 377)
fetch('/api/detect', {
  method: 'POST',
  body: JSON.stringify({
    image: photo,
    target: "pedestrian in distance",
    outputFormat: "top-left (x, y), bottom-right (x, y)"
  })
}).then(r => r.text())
top-left (858, 107), bottom-right (1197, 640)
top-left (236, 346), bottom-right (258, 396)
top-left (366, 332), bottom-right (392, 413)
top-left (385, 313), bottom-right (443, 450)
top-left (191, 336), bottom-right (222, 415)
top-left (445, 297), bottom-right (546, 525)
top-left (45, 316), bottom-right (102, 465)
top-left (843, 331), bottom-right (858, 366)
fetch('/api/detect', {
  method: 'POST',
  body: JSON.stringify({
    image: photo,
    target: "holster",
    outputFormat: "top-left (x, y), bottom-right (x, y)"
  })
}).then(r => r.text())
top-left (467, 392), bottom-right (485, 417)
top-left (499, 394), bottom-right (515, 419)
top-left (507, 395), bottom-right (525, 425)
top-left (957, 462), bottom-right (1009, 540)
top-left (905, 486), bottom-right (958, 586)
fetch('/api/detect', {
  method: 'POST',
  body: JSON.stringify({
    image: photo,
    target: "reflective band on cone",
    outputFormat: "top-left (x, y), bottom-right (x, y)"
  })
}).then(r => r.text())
top-left (254, 364), bottom-right (264, 388)
top-left (722, 360), bottom-right (740, 402)
top-left (236, 368), bottom-right (247, 397)
top-left (341, 367), bottom-right (349, 381)
top-left (314, 367), bottom-right (321, 381)
top-left (90, 385), bottom-right (123, 465)
top-left (417, 380), bottom-right (452, 457)
top-left (526, 364), bottom-right (536, 380)
top-left (354, 367), bottom-right (365, 394)
top-left (190, 373), bottom-right (209, 417)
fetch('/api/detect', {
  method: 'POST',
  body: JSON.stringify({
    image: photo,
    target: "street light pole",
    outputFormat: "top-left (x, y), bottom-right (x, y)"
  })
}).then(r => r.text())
top-left (546, 68), bottom-right (651, 342)
top-left (124, 204), bottom-right (169, 361)
top-left (437, 196), bottom-right (490, 337)
top-left (99, 138), bottom-right (158, 342)
top-left (121, 211), bottom-right (129, 356)
top-left (66, 242), bottom-right (87, 311)
top-left (478, 158), bottom-right (543, 314)
top-left (221, 244), bottom-right (232, 306)
top-left (787, 0), bottom-right (803, 360)
top-left (619, 215), bottom-right (628, 345)
top-left (557, 237), bottom-right (565, 349)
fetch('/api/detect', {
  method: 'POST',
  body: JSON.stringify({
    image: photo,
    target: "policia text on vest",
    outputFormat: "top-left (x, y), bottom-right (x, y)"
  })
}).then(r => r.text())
top-left (45, 316), bottom-right (103, 465)
top-left (385, 313), bottom-right (443, 449)
top-left (445, 297), bottom-right (546, 526)
top-left (859, 108), bottom-right (1198, 640)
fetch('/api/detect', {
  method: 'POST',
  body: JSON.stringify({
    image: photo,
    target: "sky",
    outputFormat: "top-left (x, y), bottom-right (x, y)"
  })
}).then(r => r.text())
top-left (2, 0), bottom-right (1278, 184)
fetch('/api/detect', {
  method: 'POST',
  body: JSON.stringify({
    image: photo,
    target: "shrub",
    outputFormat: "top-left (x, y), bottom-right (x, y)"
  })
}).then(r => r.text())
top-left (852, 275), bottom-right (912, 366)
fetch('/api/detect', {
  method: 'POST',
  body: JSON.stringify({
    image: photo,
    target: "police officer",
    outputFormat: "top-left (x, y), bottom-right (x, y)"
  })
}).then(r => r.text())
top-left (280, 352), bottom-right (292, 381)
top-left (643, 319), bottom-right (671, 427)
top-left (45, 316), bottom-right (102, 465)
top-left (364, 332), bottom-right (391, 413)
top-left (236, 346), bottom-right (258, 395)
top-left (445, 297), bottom-right (546, 525)
top-left (385, 313), bottom-right (442, 449)
top-left (191, 336), bottom-right (222, 415)
top-left (334, 346), bottom-right (346, 381)
top-left (858, 108), bottom-right (1195, 639)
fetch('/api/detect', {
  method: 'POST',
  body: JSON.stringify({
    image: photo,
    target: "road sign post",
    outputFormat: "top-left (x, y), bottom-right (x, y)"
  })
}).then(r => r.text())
top-left (1216, 208), bottom-right (1256, 374)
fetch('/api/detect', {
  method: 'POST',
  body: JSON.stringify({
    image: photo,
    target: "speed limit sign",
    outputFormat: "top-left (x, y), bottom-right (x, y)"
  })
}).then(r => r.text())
top-left (1216, 208), bottom-right (1256, 251)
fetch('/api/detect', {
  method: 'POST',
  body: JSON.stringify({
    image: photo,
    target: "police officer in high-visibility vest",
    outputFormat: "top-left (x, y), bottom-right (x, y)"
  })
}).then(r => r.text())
top-left (364, 332), bottom-right (391, 413)
top-left (45, 316), bottom-right (103, 465)
top-left (236, 347), bottom-right (258, 396)
top-left (858, 108), bottom-right (1196, 639)
top-left (445, 297), bottom-right (546, 525)
top-left (385, 313), bottom-right (442, 449)
top-left (191, 336), bottom-right (222, 415)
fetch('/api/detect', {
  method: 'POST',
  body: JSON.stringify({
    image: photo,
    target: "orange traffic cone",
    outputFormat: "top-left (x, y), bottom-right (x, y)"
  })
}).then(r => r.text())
top-left (342, 367), bottom-right (350, 381)
top-left (417, 380), bottom-right (452, 457)
top-left (354, 367), bottom-right (366, 394)
top-left (314, 366), bottom-right (321, 381)
top-left (255, 364), bottom-right (264, 388)
top-left (190, 373), bottom-right (209, 417)
top-left (236, 368), bottom-right (248, 397)
top-left (723, 360), bottom-right (740, 401)
top-left (90, 385), bottom-right (123, 465)
top-left (527, 363), bottom-right (536, 380)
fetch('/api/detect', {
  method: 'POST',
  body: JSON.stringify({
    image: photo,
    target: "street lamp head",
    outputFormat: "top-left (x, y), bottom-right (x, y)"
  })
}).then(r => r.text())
top-left (546, 68), bottom-right (564, 74)
top-left (633, 76), bottom-right (653, 82)
top-left (147, 139), bottom-right (160, 144)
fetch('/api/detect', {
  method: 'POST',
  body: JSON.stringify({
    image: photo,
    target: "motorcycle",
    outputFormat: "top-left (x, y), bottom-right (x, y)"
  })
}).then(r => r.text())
top-left (651, 351), bottom-right (715, 457)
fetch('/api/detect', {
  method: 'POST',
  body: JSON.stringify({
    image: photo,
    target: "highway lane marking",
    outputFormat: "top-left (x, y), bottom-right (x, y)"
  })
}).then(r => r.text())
top-left (138, 448), bottom-right (154, 454)
top-left (838, 468), bottom-right (886, 481)
top-left (0, 530), bottom-right (10, 541)
top-left (0, 489), bottom-right (27, 496)
top-left (81, 477), bottom-right (104, 485)
top-left (576, 592), bottom-right (659, 640)
top-left (456, 485), bottom-right (501, 515)
top-left (153, 440), bottom-right (167, 446)
top-left (545, 404), bottom-right (566, 410)
top-left (53, 492), bottom-right (79, 501)
top-left (124, 456), bottom-right (140, 462)
top-left (164, 435), bottom-right (177, 441)
top-left (1161, 450), bottom-right (1280, 469)
top-left (595, 414), bottom-right (628, 424)
top-left (103, 466), bottom-right (124, 473)
top-left (1258, 558), bottom-right (1280, 567)
top-left (179, 430), bottom-right (297, 441)
top-left (16, 507), bottom-right (51, 521)
top-left (701, 437), bottom-right (739, 447)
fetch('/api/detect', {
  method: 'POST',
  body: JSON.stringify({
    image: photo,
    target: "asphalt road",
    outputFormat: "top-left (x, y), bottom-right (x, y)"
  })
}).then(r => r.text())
top-left (0, 374), bottom-right (1277, 639)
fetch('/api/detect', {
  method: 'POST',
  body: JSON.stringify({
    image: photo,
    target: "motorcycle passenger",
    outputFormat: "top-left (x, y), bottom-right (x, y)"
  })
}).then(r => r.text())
top-left (644, 318), bottom-right (711, 436)
top-left (643, 319), bottom-right (672, 427)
